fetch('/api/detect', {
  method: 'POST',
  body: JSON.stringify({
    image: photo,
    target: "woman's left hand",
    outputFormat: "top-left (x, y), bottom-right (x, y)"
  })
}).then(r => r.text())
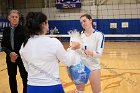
top-left (84, 50), bottom-right (93, 56)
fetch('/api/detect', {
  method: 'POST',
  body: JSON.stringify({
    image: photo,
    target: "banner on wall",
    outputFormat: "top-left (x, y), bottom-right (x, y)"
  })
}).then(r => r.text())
top-left (0, 20), bottom-right (9, 32)
top-left (56, 0), bottom-right (81, 9)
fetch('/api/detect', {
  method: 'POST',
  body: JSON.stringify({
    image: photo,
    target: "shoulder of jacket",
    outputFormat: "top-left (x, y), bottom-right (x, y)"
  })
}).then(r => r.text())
top-left (2, 27), bottom-right (10, 32)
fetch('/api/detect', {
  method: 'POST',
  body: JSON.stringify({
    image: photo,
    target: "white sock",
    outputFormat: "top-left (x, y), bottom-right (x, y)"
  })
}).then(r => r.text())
top-left (75, 90), bottom-right (84, 93)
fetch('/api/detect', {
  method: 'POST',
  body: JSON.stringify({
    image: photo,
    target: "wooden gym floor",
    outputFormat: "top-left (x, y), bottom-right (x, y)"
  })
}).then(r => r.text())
top-left (0, 41), bottom-right (140, 93)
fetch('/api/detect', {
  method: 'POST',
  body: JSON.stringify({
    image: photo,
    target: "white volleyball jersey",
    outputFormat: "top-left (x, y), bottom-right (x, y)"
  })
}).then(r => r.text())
top-left (80, 30), bottom-right (104, 70)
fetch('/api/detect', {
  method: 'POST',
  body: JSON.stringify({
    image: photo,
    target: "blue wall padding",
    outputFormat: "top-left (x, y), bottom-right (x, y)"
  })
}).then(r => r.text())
top-left (48, 20), bottom-right (83, 34)
top-left (49, 19), bottom-right (140, 34)
top-left (1, 19), bottom-right (140, 40)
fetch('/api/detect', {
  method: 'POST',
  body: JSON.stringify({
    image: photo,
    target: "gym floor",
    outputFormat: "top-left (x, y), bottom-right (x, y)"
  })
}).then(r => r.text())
top-left (0, 42), bottom-right (140, 93)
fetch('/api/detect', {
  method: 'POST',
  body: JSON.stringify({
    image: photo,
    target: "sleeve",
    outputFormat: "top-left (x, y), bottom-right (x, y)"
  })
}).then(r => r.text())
top-left (93, 32), bottom-right (104, 58)
top-left (1, 28), bottom-right (12, 55)
top-left (56, 40), bottom-right (74, 67)
top-left (20, 54), bottom-right (29, 72)
top-left (1, 47), bottom-right (11, 55)
top-left (19, 45), bottom-right (29, 71)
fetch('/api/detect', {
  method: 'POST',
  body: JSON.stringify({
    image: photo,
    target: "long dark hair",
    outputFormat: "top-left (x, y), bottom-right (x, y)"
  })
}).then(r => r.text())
top-left (23, 12), bottom-right (47, 47)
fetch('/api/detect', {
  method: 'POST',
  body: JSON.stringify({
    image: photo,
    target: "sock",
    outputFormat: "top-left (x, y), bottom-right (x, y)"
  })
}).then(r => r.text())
top-left (75, 90), bottom-right (84, 93)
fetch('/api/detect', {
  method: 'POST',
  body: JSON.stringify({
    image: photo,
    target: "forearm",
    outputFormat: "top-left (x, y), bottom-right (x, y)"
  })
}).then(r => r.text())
top-left (2, 47), bottom-right (11, 55)
top-left (92, 49), bottom-right (103, 58)
top-left (93, 33), bottom-right (104, 58)
top-left (1, 31), bottom-right (11, 55)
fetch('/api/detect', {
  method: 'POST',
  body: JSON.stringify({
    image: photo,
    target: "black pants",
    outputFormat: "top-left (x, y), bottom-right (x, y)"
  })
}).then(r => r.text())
top-left (6, 59), bottom-right (27, 93)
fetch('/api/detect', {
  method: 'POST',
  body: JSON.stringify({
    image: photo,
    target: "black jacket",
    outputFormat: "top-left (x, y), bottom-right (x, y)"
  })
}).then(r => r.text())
top-left (1, 25), bottom-right (26, 61)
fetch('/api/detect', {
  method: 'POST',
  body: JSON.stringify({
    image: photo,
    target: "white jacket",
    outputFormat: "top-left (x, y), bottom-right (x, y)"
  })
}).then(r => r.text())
top-left (20, 35), bottom-right (73, 86)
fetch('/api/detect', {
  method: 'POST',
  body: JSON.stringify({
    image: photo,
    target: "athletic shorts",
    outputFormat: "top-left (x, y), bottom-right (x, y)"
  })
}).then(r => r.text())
top-left (27, 84), bottom-right (65, 93)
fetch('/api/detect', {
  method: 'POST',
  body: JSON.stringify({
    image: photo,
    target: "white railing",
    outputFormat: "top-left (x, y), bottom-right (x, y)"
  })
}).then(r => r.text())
top-left (0, 34), bottom-right (140, 38)
top-left (46, 34), bottom-right (140, 38)
top-left (0, 34), bottom-right (140, 42)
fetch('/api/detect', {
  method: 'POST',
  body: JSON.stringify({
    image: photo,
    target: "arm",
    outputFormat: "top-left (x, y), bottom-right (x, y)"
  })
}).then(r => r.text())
top-left (83, 33), bottom-right (104, 58)
top-left (93, 33), bottom-right (104, 58)
top-left (19, 45), bottom-right (29, 71)
top-left (1, 29), bottom-right (12, 55)
top-left (1, 47), bottom-right (11, 55)
top-left (20, 55), bottom-right (29, 72)
top-left (56, 40), bottom-right (77, 67)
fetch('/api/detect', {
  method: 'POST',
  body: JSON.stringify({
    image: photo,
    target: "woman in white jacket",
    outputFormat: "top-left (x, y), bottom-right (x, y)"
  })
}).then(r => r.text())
top-left (19, 12), bottom-right (79, 93)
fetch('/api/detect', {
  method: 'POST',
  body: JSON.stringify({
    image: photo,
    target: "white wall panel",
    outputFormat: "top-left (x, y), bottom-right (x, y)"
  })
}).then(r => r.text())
top-left (1, 0), bottom-right (139, 20)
